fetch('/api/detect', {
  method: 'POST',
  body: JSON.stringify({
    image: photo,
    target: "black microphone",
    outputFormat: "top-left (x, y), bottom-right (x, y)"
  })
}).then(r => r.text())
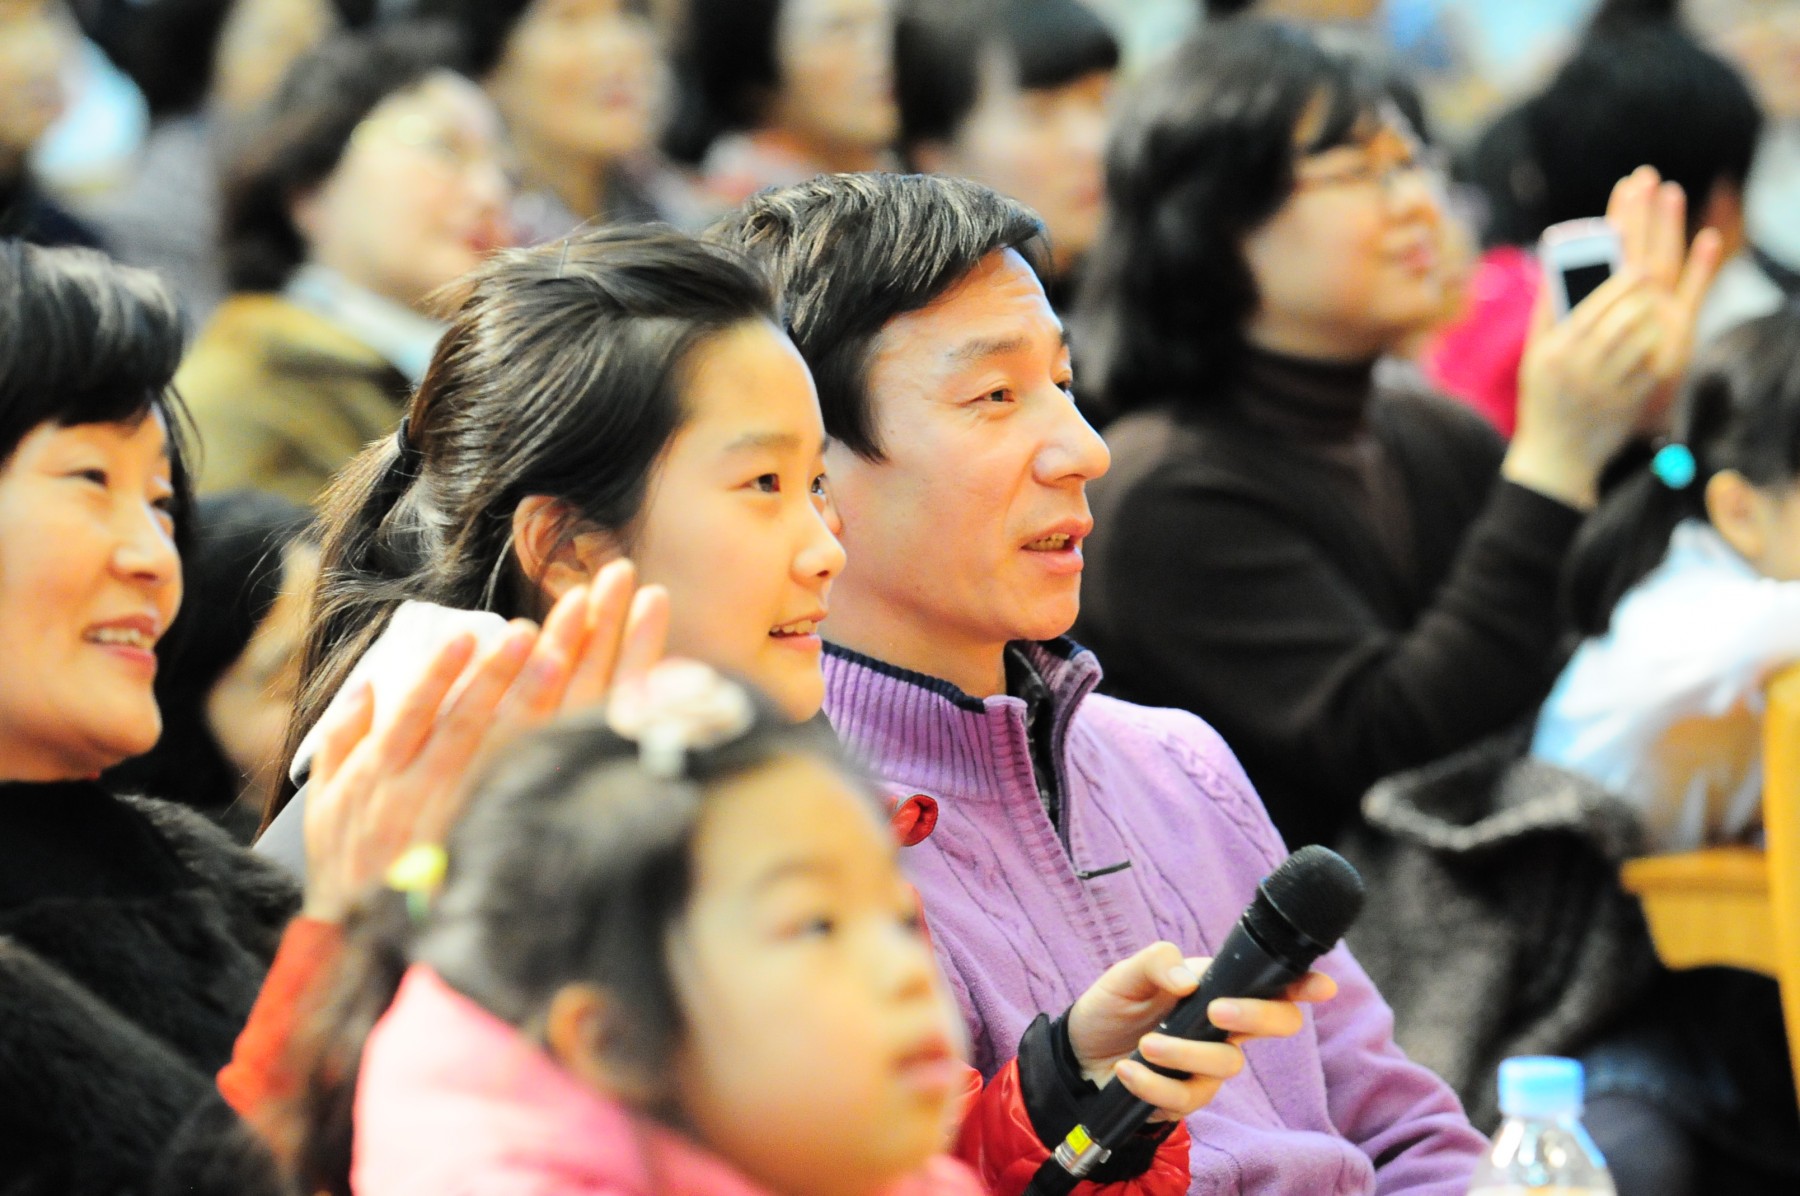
top-left (1025, 845), bottom-right (1366, 1196)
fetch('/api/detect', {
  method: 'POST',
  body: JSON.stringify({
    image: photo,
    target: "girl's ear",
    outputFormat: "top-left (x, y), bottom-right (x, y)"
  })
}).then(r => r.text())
top-left (544, 982), bottom-right (662, 1104)
top-left (1705, 468), bottom-right (1772, 567)
top-left (512, 496), bottom-right (623, 604)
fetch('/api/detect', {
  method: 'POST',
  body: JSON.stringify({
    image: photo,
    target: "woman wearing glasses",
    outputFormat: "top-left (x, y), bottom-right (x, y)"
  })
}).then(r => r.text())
top-left (1074, 19), bottom-right (1720, 851)
top-left (176, 23), bottom-right (514, 507)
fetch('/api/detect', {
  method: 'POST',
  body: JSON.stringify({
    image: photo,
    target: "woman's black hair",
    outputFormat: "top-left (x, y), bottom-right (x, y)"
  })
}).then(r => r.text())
top-left (1076, 19), bottom-right (1398, 418)
top-left (413, 0), bottom-right (651, 78)
top-left (103, 491), bottom-right (315, 841)
top-left (267, 225), bottom-right (778, 830)
top-left (0, 240), bottom-right (195, 537)
top-left (75, 0), bottom-right (378, 119)
top-left (220, 20), bottom-right (468, 292)
top-left (1458, 99), bottom-right (1542, 249)
top-left (1587, 0), bottom-right (1680, 28)
top-left (1566, 306), bottom-right (1800, 636)
top-left (79, 0), bottom-right (237, 118)
top-left (675, 0), bottom-right (783, 140)
top-left (278, 694), bottom-right (859, 1196)
top-left (894, 0), bottom-right (1119, 161)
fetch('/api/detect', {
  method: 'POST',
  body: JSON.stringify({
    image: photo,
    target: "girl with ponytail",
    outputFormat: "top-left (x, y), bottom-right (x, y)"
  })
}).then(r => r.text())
top-left (1533, 306), bottom-right (1800, 851)
top-left (252, 222), bottom-right (846, 869)
top-left (221, 221), bottom-right (844, 1137)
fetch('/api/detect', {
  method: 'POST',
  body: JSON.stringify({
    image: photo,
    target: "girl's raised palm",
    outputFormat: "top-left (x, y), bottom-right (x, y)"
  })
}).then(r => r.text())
top-left (300, 560), bottom-right (668, 922)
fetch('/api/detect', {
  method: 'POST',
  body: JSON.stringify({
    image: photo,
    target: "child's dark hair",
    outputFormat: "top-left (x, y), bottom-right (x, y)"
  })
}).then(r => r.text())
top-left (1566, 306), bottom-right (1800, 636)
top-left (276, 694), bottom-right (858, 1196)
top-left (266, 226), bottom-right (778, 831)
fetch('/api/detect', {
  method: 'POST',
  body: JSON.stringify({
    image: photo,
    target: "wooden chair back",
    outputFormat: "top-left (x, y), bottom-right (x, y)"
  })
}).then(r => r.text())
top-left (1619, 662), bottom-right (1800, 1100)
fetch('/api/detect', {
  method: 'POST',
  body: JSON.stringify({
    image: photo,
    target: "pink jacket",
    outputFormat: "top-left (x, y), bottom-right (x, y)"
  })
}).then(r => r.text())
top-left (354, 964), bottom-right (989, 1196)
top-left (1421, 245), bottom-right (1539, 437)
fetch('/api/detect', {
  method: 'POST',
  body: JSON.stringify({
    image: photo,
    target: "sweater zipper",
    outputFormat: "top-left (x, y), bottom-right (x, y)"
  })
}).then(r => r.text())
top-left (1043, 697), bottom-right (1132, 882)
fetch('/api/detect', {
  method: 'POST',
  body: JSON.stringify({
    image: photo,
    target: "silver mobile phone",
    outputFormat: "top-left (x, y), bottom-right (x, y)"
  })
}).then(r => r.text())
top-left (1540, 217), bottom-right (1624, 318)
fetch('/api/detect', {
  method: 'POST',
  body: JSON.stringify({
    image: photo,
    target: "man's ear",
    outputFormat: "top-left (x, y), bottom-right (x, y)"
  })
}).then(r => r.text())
top-left (1706, 468), bottom-right (1770, 566)
top-left (512, 495), bottom-right (622, 605)
top-left (543, 982), bottom-right (662, 1104)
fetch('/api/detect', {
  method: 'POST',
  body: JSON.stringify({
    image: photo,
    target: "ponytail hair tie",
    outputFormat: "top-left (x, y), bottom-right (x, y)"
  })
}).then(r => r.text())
top-left (392, 416), bottom-right (424, 482)
top-left (1651, 443), bottom-right (1698, 490)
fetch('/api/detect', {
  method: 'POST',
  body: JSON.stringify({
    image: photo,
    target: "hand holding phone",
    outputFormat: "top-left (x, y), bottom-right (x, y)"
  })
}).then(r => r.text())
top-left (1539, 217), bottom-right (1624, 319)
top-left (1509, 169), bottom-right (1726, 511)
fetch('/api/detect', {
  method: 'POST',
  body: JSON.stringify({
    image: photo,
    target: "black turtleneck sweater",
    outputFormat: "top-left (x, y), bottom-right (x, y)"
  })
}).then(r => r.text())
top-left (1075, 348), bottom-right (1584, 848)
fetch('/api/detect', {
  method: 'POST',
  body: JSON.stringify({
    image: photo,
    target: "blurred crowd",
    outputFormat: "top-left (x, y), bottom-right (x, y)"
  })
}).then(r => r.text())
top-left (5, 0), bottom-right (1800, 1194)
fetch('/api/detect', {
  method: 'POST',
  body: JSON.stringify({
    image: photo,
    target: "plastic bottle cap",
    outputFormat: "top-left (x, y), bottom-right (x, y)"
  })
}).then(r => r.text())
top-left (1497, 1056), bottom-right (1585, 1119)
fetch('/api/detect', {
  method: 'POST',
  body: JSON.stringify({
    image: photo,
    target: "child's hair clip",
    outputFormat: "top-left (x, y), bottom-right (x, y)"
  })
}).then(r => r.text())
top-left (386, 843), bottom-right (449, 923)
top-left (1651, 443), bottom-right (1698, 490)
top-left (607, 661), bottom-right (756, 779)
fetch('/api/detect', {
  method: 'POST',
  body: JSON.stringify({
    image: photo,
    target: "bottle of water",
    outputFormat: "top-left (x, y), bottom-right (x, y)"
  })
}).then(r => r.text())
top-left (1467, 1056), bottom-right (1616, 1196)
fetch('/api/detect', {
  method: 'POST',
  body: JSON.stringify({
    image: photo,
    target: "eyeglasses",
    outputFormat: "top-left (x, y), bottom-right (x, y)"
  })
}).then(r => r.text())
top-left (353, 112), bottom-right (521, 191)
top-left (1293, 146), bottom-right (1449, 202)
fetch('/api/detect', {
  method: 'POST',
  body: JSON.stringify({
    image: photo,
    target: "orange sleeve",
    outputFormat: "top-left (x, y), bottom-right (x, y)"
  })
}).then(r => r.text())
top-left (217, 915), bottom-right (343, 1124)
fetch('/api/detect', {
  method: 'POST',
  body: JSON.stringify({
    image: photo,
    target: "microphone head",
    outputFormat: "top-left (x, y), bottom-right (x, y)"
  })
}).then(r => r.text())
top-left (1256, 845), bottom-right (1366, 951)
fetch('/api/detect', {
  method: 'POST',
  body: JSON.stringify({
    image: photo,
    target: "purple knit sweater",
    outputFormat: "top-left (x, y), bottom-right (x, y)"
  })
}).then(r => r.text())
top-left (823, 640), bottom-right (1486, 1195)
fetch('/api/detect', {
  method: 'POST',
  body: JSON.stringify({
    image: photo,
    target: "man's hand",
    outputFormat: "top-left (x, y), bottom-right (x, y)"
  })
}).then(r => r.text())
top-left (1066, 941), bottom-right (1338, 1121)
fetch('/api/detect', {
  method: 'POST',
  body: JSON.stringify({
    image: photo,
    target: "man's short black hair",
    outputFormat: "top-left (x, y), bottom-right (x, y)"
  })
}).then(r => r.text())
top-left (707, 173), bottom-right (1048, 461)
top-left (1500, 18), bottom-right (1761, 240)
top-left (894, 0), bottom-right (1119, 159)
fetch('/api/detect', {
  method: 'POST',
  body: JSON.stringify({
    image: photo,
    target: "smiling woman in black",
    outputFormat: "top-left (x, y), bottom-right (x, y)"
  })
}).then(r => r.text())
top-left (0, 242), bottom-right (295, 1196)
top-left (1074, 19), bottom-right (1718, 849)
